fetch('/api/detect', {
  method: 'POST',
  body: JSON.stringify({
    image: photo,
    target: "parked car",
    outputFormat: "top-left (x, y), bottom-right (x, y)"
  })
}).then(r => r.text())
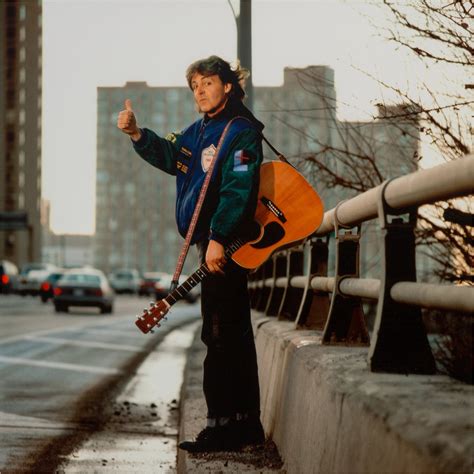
top-left (17, 262), bottom-right (58, 296)
top-left (108, 268), bottom-right (141, 294)
top-left (53, 268), bottom-right (114, 314)
top-left (154, 273), bottom-right (200, 303)
top-left (0, 260), bottom-right (19, 294)
top-left (39, 271), bottom-right (65, 303)
top-left (138, 271), bottom-right (168, 297)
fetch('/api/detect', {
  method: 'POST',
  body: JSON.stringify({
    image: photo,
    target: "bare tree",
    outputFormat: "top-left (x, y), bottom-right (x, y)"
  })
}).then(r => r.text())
top-left (260, 1), bottom-right (473, 381)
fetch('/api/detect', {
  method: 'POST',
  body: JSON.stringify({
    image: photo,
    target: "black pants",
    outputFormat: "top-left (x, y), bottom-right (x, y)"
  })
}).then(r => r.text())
top-left (196, 240), bottom-right (261, 419)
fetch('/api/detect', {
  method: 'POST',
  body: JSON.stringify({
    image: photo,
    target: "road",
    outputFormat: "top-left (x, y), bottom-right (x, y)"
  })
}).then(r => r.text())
top-left (0, 294), bottom-right (200, 472)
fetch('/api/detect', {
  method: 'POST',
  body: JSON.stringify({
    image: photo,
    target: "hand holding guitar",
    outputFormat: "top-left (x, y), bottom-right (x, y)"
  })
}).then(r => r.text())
top-left (206, 240), bottom-right (226, 275)
top-left (117, 99), bottom-right (142, 141)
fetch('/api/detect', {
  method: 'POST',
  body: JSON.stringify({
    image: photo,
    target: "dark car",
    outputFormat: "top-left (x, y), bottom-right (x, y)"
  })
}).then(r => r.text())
top-left (53, 268), bottom-right (114, 314)
top-left (39, 271), bottom-right (65, 303)
top-left (138, 272), bottom-right (167, 297)
top-left (0, 260), bottom-right (19, 294)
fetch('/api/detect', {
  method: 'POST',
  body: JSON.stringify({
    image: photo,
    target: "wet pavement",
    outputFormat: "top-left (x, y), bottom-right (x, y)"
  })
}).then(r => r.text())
top-left (57, 322), bottom-right (200, 473)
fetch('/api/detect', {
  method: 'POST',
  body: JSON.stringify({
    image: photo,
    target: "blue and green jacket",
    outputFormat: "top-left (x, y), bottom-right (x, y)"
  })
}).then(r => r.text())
top-left (131, 99), bottom-right (264, 245)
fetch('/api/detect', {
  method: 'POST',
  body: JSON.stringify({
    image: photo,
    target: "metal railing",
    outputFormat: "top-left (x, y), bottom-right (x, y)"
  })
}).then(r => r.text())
top-left (249, 155), bottom-right (474, 374)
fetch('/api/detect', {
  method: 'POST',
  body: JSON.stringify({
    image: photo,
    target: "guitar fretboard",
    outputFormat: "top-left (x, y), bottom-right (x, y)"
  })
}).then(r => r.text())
top-left (164, 238), bottom-right (245, 305)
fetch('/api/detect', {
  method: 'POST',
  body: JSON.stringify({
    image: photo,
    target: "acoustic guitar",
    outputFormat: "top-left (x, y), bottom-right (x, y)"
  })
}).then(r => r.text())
top-left (135, 160), bottom-right (323, 334)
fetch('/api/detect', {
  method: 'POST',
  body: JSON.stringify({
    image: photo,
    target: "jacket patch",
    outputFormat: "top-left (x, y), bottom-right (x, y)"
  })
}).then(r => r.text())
top-left (233, 150), bottom-right (251, 172)
top-left (201, 144), bottom-right (217, 172)
top-left (180, 146), bottom-right (192, 158)
top-left (165, 132), bottom-right (181, 143)
top-left (177, 161), bottom-right (188, 174)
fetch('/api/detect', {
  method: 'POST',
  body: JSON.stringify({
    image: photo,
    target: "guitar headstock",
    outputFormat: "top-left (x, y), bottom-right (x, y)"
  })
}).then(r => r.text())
top-left (135, 299), bottom-right (170, 334)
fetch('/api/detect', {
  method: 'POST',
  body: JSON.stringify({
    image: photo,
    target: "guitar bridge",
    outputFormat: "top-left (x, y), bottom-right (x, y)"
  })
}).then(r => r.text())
top-left (261, 197), bottom-right (287, 223)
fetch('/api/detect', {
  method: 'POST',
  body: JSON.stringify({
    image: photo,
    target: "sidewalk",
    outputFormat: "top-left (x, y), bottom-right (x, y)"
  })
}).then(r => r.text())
top-left (177, 328), bottom-right (284, 473)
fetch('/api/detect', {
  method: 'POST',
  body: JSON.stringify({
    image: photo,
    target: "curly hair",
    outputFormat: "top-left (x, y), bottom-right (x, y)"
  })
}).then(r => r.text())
top-left (185, 55), bottom-right (249, 100)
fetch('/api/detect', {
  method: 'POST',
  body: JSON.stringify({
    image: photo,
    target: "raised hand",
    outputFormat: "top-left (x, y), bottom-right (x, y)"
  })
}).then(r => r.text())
top-left (117, 99), bottom-right (141, 141)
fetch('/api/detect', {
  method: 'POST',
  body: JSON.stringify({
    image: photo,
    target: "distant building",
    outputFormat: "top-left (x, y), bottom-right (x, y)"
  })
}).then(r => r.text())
top-left (42, 199), bottom-right (92, 268)
top-left (0, 0), bottom-right (43, 266)
top-left (94, 67), bottom-right (418, 278)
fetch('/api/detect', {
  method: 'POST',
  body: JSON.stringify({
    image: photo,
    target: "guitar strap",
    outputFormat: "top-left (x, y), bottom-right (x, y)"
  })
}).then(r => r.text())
top-left (170, 116), bottom-right (289, 291)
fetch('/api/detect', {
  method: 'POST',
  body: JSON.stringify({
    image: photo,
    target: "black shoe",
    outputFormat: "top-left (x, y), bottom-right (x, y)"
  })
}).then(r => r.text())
top-left (240, 417), bottom-right (265, 446)
top-left (178, 424), bottom-right (243, 453)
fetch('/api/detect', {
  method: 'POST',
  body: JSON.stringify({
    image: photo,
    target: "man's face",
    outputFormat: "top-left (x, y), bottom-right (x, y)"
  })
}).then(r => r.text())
top-left (191, 73), bottom-right (232, 117)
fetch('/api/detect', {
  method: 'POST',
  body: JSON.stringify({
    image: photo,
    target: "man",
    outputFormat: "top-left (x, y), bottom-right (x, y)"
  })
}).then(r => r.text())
top-left (117, 56), bottom-right (265, 452)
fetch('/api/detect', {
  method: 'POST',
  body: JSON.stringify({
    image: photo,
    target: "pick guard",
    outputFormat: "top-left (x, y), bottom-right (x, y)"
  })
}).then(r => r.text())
top-left (250, 221), bottom-right (285, 249)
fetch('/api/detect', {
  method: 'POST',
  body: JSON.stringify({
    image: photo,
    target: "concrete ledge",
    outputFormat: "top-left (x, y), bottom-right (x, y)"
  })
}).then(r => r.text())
top-left (253, 315), bottom-right (473, 474)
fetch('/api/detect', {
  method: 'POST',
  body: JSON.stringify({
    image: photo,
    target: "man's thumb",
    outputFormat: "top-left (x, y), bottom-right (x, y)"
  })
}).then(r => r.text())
top-left (124, 99), bottom-right (133, 111)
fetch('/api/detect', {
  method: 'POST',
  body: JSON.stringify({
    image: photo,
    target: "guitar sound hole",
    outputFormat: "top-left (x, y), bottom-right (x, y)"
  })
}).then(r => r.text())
top-left (250, 221), bottom-right (285, 249)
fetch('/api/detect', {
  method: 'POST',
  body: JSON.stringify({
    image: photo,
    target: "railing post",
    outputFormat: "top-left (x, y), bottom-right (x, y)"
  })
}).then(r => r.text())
top-left (255, 258), bottom-right (274, 312)
top-left (296, 236), bottom-right (330, 329)
top-left (322, 203), bottom-right (370, 345)
top-left (265, 252), bottom-right (287, 316)
top-left (368, 180), bottom-right (436, 374)
top-left (249, 265), bottom-right (264, 309)
top-left (278, 246), bottom-right (304, 321)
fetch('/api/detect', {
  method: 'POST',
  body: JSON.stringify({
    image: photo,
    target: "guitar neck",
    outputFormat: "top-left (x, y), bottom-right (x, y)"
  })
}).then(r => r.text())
top-left (164, 238), bottom-right (244, 306)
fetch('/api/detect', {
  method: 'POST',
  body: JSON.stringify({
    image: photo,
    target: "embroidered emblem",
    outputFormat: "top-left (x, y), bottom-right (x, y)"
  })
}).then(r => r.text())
top-left (180, 146), bottom-right (192, 158)
top-left (233, 150), bottom-right (250, 172)
top-left (201, 144), bottom-right (217, 172)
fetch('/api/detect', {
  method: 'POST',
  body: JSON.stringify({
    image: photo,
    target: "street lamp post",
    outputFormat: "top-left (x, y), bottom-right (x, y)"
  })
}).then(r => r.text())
top-left (238, 0), bottom-right (253, 110)
top-left (228, 0), bottom-right (254, 110)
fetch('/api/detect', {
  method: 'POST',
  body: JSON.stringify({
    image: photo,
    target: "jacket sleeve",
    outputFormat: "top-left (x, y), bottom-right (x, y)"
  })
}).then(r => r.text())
top-left (131, 128), bottom-right (180, 176)
top-left (209, 128), bottom-right (263, 244)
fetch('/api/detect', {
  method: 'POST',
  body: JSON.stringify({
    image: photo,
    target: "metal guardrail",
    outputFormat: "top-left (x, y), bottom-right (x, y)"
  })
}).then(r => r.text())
top-left (249, 155), bottom-right (474, 374)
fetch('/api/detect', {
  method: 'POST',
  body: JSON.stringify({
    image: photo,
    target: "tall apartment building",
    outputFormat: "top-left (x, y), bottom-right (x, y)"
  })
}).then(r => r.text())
top-left (0, 0), bottom-right (43, 266)
top-left (95, 67), bottom-right (418, 277)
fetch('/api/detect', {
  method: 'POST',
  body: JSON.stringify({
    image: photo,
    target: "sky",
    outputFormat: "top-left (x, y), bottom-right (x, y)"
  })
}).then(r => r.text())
top-left (42, 0), bottom-right (429, 235)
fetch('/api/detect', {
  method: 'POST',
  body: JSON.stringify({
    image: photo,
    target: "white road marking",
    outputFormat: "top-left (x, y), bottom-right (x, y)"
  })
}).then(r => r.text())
top-left (0, 356), bottom-right (122, 375)
top-left (22, 336), bottom-right (142, 352)
top-left (82, 328), bottom-right (141, 337)
top-left (0, 315), bottom-right (135, 347)
top-left (0, 411), bottom-right (76, 430)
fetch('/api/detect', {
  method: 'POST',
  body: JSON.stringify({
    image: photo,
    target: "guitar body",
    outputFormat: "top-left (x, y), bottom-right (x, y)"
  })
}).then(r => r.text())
top-left (232, 161), bottom-right (324, 269)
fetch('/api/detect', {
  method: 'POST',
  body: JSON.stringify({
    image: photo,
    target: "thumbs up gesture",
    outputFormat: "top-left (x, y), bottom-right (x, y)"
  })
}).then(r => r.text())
top-left (117, 99), bottom-right (141, 141)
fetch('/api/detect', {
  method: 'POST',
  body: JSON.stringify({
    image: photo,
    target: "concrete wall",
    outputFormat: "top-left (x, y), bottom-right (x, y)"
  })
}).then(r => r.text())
top-left (253, 316), bottom-right (473, 474)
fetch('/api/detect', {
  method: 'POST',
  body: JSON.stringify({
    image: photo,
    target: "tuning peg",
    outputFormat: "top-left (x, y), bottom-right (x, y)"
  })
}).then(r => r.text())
top-left (153, 317), bottom-right (158, 322)
top-left (163, 317), bottom-right (168, 321)
top-left (160, 311), bottom-right (165, 316)
top-left (147, 324), bottom-right (151, 328)
top-left (150, 329), bottom-right (155, 334)
top-left (149, 301), bottom-right (155, 307)
top-left (136, 315), bottom-right (142, 320)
